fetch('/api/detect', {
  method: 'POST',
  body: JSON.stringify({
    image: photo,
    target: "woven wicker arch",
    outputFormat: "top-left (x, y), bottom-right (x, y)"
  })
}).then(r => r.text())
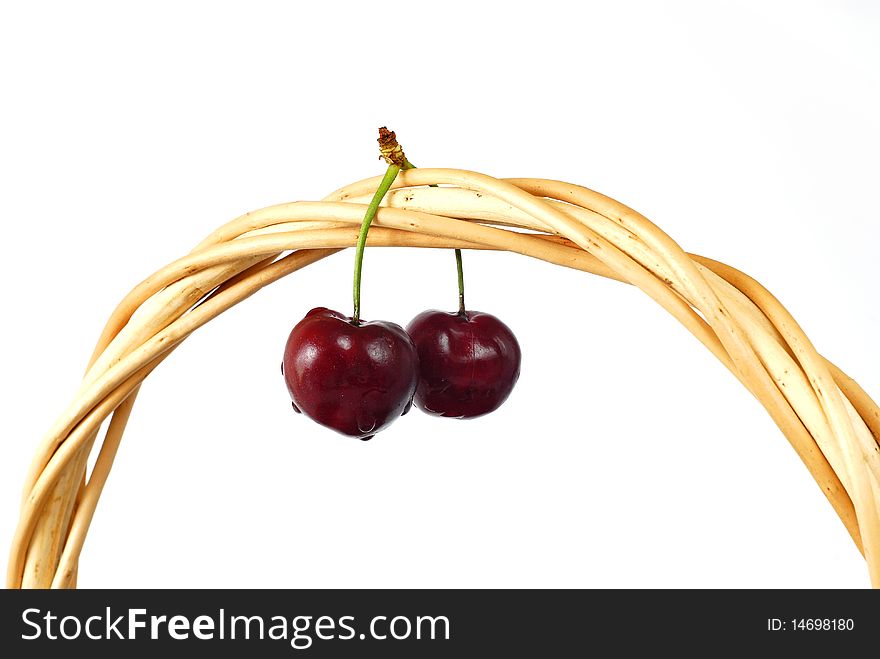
top-left (8, 168), bottom-right (880, 588)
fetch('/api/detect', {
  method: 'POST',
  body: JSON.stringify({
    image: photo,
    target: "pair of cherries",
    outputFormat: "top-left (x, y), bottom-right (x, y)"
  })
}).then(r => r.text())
top-left (281, 305), bottom-right (521, 440)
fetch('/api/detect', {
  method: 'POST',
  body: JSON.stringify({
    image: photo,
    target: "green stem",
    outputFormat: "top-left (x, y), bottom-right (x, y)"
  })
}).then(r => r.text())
top-left (455, 246), bottom-right (466, 315)
top-left (401, 159), bottom-right (467, 315)
top-left (352, 163), bottom-right (400, 324)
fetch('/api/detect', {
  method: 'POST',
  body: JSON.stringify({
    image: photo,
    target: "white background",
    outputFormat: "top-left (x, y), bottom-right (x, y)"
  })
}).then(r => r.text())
top-left (1, 1), bottom-right (878, 588)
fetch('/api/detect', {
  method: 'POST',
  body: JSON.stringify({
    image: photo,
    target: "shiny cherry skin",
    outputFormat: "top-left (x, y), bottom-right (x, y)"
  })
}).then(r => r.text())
top-left (406, 309), bottom-right (521, 419)
top-left (282, 307), bottom-right (419, 440)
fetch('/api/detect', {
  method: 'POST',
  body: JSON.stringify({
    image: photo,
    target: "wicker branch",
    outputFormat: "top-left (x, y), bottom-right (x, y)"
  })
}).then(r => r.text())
top-left (7, 168), bottom-right (880, 588)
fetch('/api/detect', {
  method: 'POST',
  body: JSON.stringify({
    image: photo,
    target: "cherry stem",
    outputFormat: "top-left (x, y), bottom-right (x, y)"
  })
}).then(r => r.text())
top-left (400, 158), bottom-right (467, 315)
top-left (352, 163), bottom-right (400, 324)
top-left (455, 246), bottom-right (466, 315)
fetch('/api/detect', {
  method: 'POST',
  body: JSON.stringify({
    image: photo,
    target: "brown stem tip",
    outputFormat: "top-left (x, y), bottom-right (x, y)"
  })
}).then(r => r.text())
top-left (378, 126), bottom-right (408, 167)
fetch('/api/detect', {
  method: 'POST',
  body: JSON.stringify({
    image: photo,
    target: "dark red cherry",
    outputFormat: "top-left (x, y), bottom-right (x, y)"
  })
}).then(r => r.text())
top-left (406, 310), bottom-right (521, 419)
top-left (282, 307), bottom-right (419, 439)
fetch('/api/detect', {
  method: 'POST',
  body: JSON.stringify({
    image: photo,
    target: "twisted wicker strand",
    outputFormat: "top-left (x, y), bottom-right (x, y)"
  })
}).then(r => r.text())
top-left (17, 199), bottom-right (868, 580)
top-left (9, 169), bottom-right (878, 588)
